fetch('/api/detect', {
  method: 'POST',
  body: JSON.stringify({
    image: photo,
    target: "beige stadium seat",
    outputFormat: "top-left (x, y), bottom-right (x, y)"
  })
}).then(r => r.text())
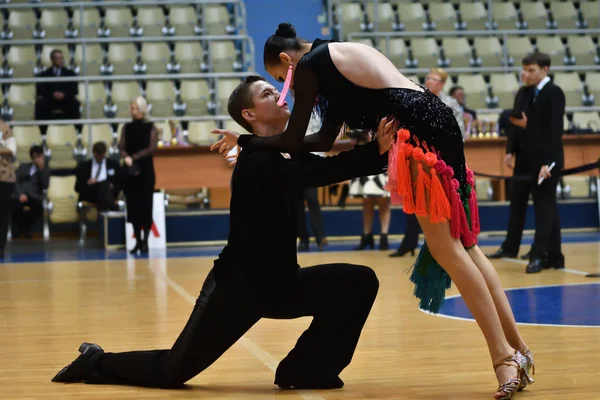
top-left (536, 36), bottom-right (566, 67)
top-left (586, 72), bottom-right (600, 101)
top-left (137, 7), bottom-right (166, 37)
top-left (580, 2), bottom-right (599, 28)
top-left (490, 3), bottom-right (518, 30)
top-left (365, 2), bottom-right (396, 32)
top-left (397, 3), bottom-right (426, 32)
top-left (210, 41), bottom-right (237, 73)
top-left (72, 9), bottom-right (102, 38)
top-left (429, 3), bottom-right (458, 31)
top-left (110, 82), bottom-right (142, 118)
top-left (572, 112), bottom-right (600, 130)
top-left (410, 38), bottom-right (439, 69)
top-left (145, 81), bottom-right (175, 118)
top-left (520, 2), bottom-right (549, 30)
top-left (141, 43), bottom-right (170, 74)
top-left (567, 36), bottom-right (597, 65)
top-left (46, 125), bottom-right (78, 169)
top-left (13, 126), bottom-right (43, 163)
top-left (7, 10), bottom-right (37, 39)
top-left (406, 75), bottom-right (421, 85)
top-left (169, 6), bottom-right (198, 37)
top-left (78, 82), bottom-right (106, 119)
top-left (564, 114), bottom-right (570, 131)
top-left (383, 38), bottom-right (406, 68)
top-left (47, 175), bottom-right (79, 224)
top-left (456, 74), bottom-right (487, 109)
top-left (40, 45), bottom-right (70, 69)
top-left (74, 44), bottom-right (105, 76)
top-left (174, 42), bottom-right (203, 73)
top-left (460, 2), bottom-right (488, 31)
top-left (443, 38), bottom-right (471, 68)
top-left (179, 79), bottom-right (210, 115)
top-left (553, 72), bottom-right (583, 107)
top-left (216, 79), bottom-right (242, 113)
top-left (6, 46), bottom-right (37, 78)
top-left (107, 44), bottom-right (138, 75)
top-left (473, 37), bottom-right (504, 67)
top-left (7, 84), bottom-right (36, 120)
top-left (104, 8), bottom-right (134, 37)
top-left (187, 120), bottom-right (219, 145)
top-left (489, 73), bottom-right (520, 109)
top-left (550, 2), bottom-right (578, 29)
top-left (81, 124), bottom-right (114, 148)
top-left (339, 3), bottom-right (364, 37)
top-left (224, 119), bottom-right (247, 135)
top-left (40, 9), bottom-right (69, 39)
top-left (203, 5), bottom-right (230, 35)
top-left (505, 37), bottom-right (535, 65)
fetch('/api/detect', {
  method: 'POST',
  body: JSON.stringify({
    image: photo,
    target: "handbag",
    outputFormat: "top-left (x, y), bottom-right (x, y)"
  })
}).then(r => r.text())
top-left (127, 161), bottom-right (141, 177)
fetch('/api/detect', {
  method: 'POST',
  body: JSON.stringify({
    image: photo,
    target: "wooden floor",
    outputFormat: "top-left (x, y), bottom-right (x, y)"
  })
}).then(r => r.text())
top-left (1, 242), bottom-right (600, 400)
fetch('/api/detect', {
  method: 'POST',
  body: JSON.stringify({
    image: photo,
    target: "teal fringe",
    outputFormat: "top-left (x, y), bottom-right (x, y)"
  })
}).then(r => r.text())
top-left (409, 242), bottom-right (452, 314)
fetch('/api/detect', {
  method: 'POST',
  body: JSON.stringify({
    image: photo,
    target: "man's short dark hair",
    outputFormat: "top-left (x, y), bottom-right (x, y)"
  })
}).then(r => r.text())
top-left (29, 145), bottom-right (44, 159)
top-left (50, 49), bottom-right (63, 60)
top-left (449, 86), bottom-right (463, 96)
top-left (227, 75), bottom-right (266, 134)
top-left (522, 52), bottom-right (551, 69)
top-left (93, 141), bottom-right (107, 155)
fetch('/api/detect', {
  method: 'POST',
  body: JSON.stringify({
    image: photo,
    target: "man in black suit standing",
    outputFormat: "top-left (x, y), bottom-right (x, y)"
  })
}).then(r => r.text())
top-left (75, 142), bottom-right (121, 212)
top-left (12, 145), bottom-right (50, 238)
top-left (503, 52), bottom-right (566, 273)
top-left (34, 49), bottom-right (82, 136)
top-left (487, 72), bottom-right (535, 261)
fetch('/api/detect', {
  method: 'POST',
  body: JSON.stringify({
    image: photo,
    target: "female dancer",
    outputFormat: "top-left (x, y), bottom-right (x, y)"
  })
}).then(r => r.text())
top-left (212, 23), bottom-right (534, 399)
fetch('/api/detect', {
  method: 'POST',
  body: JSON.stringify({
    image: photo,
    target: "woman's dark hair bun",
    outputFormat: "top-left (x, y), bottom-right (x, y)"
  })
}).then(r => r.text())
top-left (275, 23), bottom-right (296, 38)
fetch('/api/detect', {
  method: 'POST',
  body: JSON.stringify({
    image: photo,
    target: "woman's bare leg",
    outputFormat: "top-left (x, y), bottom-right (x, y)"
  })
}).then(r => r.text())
top-left (467, 246), bottom-right (528, 352)
top-left (362, 198), bottom-right (375, 234)
top-left (415, 215), bottom-right (518, 398)
top-left (376, 197), bottom-right (391, 234)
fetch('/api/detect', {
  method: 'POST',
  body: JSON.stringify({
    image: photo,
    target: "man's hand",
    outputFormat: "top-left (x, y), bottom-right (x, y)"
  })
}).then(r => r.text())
top-left (53, 91), bottom-right (65, 101)
top-left (509, 112), bottom-right (527, 129)
top-left (210, 129), bottom-right (241, 155)
top-left (19, 194), bottom-right (28, 203)
top-left (376, 117), bottom-right (396, 155)
top-left (538, 164), bottom-right (552, 183)
top-left (505, 153), bottom-right (514, 169)
top-left (87, 178), bottom-right (97, 185)
top-left (124, 156), bottom-right (133, 167)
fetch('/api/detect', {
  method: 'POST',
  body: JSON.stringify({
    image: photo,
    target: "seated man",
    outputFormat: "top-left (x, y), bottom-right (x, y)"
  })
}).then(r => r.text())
top-left (12, 145), bottom-right (50, 238)
top-left (74, 141), bottom-right (121, 212)
top-left (52, 76), bottom-right (393, 390)
top-left (34, 49), bottom-right (82, 136)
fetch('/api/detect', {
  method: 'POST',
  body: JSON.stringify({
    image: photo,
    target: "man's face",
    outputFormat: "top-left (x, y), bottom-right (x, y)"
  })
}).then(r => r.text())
top-left (243, 80), bottom-right (291, 133)
top-left (451, 88), bottom-right (465, 106)
top-left (32, 153), bottom-right (45, 170)
top-left (521, 63), bottom-right (547, 87)
top-left (93, 151), bottom-right (105, 164)
top-left (51, 52), bottom-right (64, 68)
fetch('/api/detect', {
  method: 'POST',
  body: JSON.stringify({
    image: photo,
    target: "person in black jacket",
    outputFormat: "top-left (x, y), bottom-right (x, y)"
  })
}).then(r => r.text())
top-left (51, 75), bottom-right (387, 390)
top-left (74, 142), bottom-right (121, 212)
top-left (487, 72), bottom-right (535, 260)
top-left (34, 49), bottom-right (82, 136)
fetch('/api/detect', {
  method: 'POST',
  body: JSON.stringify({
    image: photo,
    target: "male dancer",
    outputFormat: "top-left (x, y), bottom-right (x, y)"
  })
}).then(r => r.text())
top-left (52, 75), bottom-right (393, 390)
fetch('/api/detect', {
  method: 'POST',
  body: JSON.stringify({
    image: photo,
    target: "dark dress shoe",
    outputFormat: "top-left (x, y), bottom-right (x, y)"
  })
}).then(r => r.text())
top-left (486, 248), bottom-right (517, 259)
top-left (526, 258), bottom-right (545, 274)
top-left (389, 247), bottom-right (416, 257)
top-left (277, 376), bottom-right (344, 390)
top-left (140, 242), bottom-right (149, 254)
top-left (520, 250), bottom-right (531, 260)
top-left (52, 342), bottom-right (104, 383)
top-left (547, 255), bottom-right (565, 269)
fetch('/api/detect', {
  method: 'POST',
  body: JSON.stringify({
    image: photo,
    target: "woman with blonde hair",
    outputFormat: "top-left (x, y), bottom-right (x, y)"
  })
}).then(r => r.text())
top-left (0, 120), bottom-right (16, 259)
top-left (119, 97), bottom-right (159, 254)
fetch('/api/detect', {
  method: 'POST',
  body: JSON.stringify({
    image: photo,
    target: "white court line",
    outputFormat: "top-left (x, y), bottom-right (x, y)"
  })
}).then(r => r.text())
top-left (501, 257), bottom-right (592, 276)
top-left (147, 264), bottom-right (327, 400)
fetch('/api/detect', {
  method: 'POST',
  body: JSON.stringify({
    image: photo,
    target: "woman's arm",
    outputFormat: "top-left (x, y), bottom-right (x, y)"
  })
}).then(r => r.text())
top-left (119, 125), bottom-right (130, 159)
top-left (132, 125), bottom-right (159, 160)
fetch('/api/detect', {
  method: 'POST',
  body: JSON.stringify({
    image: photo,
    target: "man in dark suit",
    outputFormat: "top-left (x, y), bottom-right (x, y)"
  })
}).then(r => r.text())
top-left (500, 52), bottom-right (565, 273)
top-left (12, 145), bottom-right (50, 238)
top-left (75, 142), bottom-right (121, 212)
top-left (449, 85), bottom-right (477, 121)
top-left (487, 72), bottom-right (535, 260)
top-left (34, 49), bottom-right (82, 136)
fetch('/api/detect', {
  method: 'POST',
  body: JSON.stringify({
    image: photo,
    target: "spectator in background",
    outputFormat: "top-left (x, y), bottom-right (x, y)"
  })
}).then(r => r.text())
top-left (119, 97), bottom-right (158, 255)
top-left (425, 68), bottom-right (466, 139)
top-left (34, 49), bottom-right (82, 136)
top-left (74, 141), bottom-right (122, 212)
top-left (0, 121), bottom-right (16, 259)
top-left (12, 145), bottom-right (50, 239)
top-left (449, 85), bottom-right (477, 121)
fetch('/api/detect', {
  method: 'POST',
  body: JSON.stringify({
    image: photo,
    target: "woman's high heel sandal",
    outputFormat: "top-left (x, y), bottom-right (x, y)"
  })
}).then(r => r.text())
top-left (493, 351), bottom-right (530, 400)
top-left (517, 349), bottom-right (535, 391)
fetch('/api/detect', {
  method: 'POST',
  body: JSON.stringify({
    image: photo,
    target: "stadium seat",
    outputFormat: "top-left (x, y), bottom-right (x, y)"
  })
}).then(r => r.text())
top-left (74, 44), bottom-right (105, 76)
top-left (339, 3), bottom-right (365, 38)
top-left (216, 79), bottom-right (242, 114)
top-left (104, 7), bottom-right (134, 38)
top-left (12, 126), bottom-right (42, 163)
top-left (107, 43), bottom-right (139, 75)
top-left (535, 36), bottom-right (566, 67)
top-left (45, 125), bottom-right (78, 169)
top-left (489, 73), bottom-right (520, 109)
top-left (7, 84), bottom-right (36, 121)
top-left (572, 111), bottom-right (600, 130)
top-left (396, 3), bottom-right (426, 32)
top-left (77, 82), bottom-right (107, 119)
top-left (456, 74), bottom-right (488, 109)
top-left (81, 124), bottom-right (114, 149)
top-left (174, 42), bottom-right (204, 74)
top-left (6, 9), bottom-right (37, 40)
top-left (169, 6), bottom-right (198, 37)
top-left (209, 41), bottom-right (238, 73)
top-left (490, 2), bottom-right (518, 30)
top-left (505, 36), bottom-right (535, 66)
top-left (553, 72), bottom-right (584, 107)
top-left (179, 79), bottom-right (211, 116)
top-left (39, 9), bottom-right (69, 39)
top-left (550, 2), bottom-right (578, 29)
top-left (109, 81), bottom-right (143, 118)
top-left (520, 2), bottom-right (549, 30)
top-left (410, 38), bottom-right (438, 68)
top-left (384, 38), bottom-right (407, 68)
top-left (581, 1), bottom-right (599, 28)
top-left (145, 80), bottom-right (176, 118)
top-left (584, 72), bottom-right (600, 101)
top-left (365, 2), bottom-right (396, 32)
top-left (187, 120), bottom-right (219, 145)
top-left (71, 8), bottom-right (102, 38)
top-left (429, 3), bottom-right (458, 31)
top-left (443, 38), bottom-right (472, 68)
top-left (459, 2), bottom-right (488, 31)
top-left (47, 175), bottom-right (79, 225)
top-left (140, 42), bottom-right (171, 74)
top-left (202, 5), bottom-right (231, 35)
top-left (136, 7), bottom-right (166, 37)
top-left (5, 45), bottom-right (37, 78)
top-left (567, 36), bottom-right (597, 66)
top-left (473, 37), bottom-right (504, 67)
